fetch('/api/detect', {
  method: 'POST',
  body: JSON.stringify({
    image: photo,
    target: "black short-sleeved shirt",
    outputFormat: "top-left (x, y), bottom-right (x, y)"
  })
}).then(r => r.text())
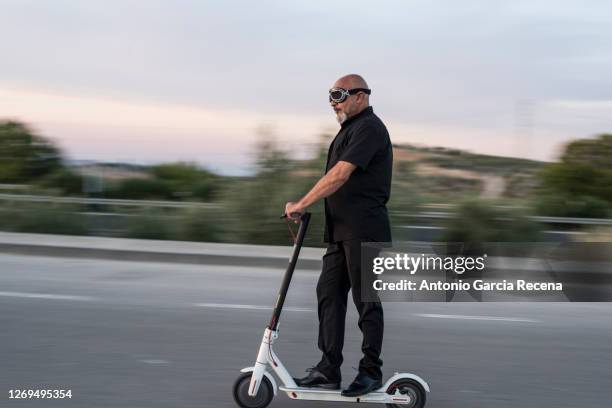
top-left (324, 106), bottom-right (393, 243)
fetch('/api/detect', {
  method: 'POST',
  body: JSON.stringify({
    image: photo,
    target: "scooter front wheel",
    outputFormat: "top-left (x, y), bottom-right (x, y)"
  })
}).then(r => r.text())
top-left (232, 372), bottom-right (274, 408)
top-left (385, 378), bottom-right (426, 408)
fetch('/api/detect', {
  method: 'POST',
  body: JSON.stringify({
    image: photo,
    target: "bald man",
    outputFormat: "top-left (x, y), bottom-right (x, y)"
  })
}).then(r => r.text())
top-left (285, 74), bottom-right (392, 397)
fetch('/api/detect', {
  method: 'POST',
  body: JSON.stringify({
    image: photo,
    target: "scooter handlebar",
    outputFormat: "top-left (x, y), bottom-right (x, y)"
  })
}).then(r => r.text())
top-left (280, 212), bottom-right (310, 220)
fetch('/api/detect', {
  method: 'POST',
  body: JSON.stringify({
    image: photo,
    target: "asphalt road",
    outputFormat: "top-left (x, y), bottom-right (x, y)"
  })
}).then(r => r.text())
top-left (1, 253), bottom-right (611, 408)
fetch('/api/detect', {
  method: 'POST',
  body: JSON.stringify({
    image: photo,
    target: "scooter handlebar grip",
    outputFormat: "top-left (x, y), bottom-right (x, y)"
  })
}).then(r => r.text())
top-left (280, 212), bottom-right (311, 221)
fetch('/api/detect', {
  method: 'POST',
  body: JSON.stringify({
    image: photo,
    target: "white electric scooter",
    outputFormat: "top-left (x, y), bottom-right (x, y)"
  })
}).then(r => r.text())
top-left (233, 212), bottom-right (430, 408)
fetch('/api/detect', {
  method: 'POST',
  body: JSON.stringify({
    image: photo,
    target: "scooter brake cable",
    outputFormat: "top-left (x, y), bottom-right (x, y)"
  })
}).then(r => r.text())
top-left (284, 218), bottom-right (297, 243)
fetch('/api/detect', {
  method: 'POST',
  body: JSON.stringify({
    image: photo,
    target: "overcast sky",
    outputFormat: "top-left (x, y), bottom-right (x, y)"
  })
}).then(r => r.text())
top-left (1, 0), bottom-right (611, 174)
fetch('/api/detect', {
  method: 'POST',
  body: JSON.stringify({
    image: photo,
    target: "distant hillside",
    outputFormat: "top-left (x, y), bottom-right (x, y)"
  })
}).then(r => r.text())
top-left (392, 144), bottom-right (547, 200)
top-left (394, 144), bottom-right (546, 173)
top-left (57, 146), bottom-right (548, 202)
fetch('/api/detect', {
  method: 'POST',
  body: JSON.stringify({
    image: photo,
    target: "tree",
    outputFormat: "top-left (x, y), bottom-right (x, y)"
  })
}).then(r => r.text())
top-left (151, 162), bottom-right (219, 200)
top-left (442, 199), bottom-right (541, 244)
top-left (536, 134), bottom-right (612, 217)
top-left (223, 138), bottom-right (326, 246)
top-left (562, 134), bottom-right (612, 169)
top-left (0, 121), bottom-right (63, 183)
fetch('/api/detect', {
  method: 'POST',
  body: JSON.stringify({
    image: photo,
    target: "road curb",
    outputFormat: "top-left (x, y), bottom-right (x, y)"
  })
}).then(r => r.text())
top-left (0, 233), bottom-right (324, 270)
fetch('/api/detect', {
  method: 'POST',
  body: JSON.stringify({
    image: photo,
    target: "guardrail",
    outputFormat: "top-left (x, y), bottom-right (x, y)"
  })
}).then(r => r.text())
top-left (0, 193), bottom-right (220, 209)
top-left (391, 210), bottom-right (612, 226)
top-left (0, 193), bottom-right (610, 226)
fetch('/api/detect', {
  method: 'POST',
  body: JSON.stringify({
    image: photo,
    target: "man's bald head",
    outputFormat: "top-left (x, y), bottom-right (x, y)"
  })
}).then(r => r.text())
top-left (333, 74), bottom-right (369, 90)
top-left (330, 74), bottom-right (370, 124)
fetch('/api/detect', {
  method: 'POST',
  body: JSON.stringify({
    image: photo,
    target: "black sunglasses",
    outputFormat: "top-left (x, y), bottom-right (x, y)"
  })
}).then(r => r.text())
top-left (328, 87), bottom-right (371, 103)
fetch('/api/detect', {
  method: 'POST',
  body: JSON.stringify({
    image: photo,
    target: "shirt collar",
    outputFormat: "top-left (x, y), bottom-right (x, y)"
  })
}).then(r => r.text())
top-left (340, 106), bottom-right (374, 128)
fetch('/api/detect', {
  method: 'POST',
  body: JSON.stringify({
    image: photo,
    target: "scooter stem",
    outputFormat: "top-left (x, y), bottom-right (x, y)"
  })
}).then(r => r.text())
top-left (268, 212), bottom-right (311, 331)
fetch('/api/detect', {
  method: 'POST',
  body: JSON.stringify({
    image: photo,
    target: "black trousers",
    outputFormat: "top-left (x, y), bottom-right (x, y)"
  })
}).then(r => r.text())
top-left (315, 239), bottom-right (384, 381)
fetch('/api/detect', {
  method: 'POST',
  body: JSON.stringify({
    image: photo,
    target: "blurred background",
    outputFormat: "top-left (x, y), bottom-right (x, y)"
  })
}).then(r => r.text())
top-left (1, 1), bottom-right (611, 407)
top-left (1, 1), bottom-right (611, 245)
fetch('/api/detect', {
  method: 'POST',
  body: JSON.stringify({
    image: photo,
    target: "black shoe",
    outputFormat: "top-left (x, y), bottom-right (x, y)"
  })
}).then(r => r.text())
top-left (341, 372), bottom-right (382, 397)
top-left (293, 367), bottom-right (340, 389)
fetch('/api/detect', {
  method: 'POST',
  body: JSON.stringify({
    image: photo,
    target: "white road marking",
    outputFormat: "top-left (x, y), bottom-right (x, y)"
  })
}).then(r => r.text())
top-left (398, 225), bottom-right (442, 230)
top-left (140, 359), bottom-right (170, 365)
top-left (194, 304), bottom-right (538, 322)
top-left (414, 313), bottom-right (539, 323)
top-left (193, 302), bottom-right (314, 312)
top-left (0, 294), bottom-right (540, 324)
top-left (284, 306), bottom-right (315, 312)
top-left (0, 291), bottom-right (95, 301)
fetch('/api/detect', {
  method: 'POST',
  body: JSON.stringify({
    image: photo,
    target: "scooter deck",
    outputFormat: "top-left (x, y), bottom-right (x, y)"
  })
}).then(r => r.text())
top-left (279, 386), bottom-right (412, 405)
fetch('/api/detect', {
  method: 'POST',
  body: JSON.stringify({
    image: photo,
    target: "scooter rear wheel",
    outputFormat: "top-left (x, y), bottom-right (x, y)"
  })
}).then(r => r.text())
top-left (385, 378), bottom-right (426, 408)
top-left (232, 372), bottom-right (274, 408)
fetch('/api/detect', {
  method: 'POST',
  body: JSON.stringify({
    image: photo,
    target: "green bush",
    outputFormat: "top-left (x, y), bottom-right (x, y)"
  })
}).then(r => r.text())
top-left (123, 212), bottom-right (177, 240)
top-left (0, 204), bottom-right (87, 235)
top-left (221, 141), bottom-right (326, 246)
top-left (98, 163), bottom-right (220, 201)
top-left (534, 193), bottom-right (610, 219)
top-left (36, 168), bottom-right (84, 196)
top-left (442, 199), bottom-right (541, 243)
top-left (105, 178), bottom-right (174, 200)
top-left (177, 208), bottom-right (223, 242)
top-left (191, 181), bottom-right (217, 201)
top-left (152, 162), bottom-right (219, 200)
top-left (0, 206), bottom-right (22, 231)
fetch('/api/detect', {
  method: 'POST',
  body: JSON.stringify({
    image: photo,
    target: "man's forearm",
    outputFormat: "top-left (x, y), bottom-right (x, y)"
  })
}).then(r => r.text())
top-left (284, 161), bottom-right (356, 216)
top-left (298, 169), bottom-right (348, 208)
